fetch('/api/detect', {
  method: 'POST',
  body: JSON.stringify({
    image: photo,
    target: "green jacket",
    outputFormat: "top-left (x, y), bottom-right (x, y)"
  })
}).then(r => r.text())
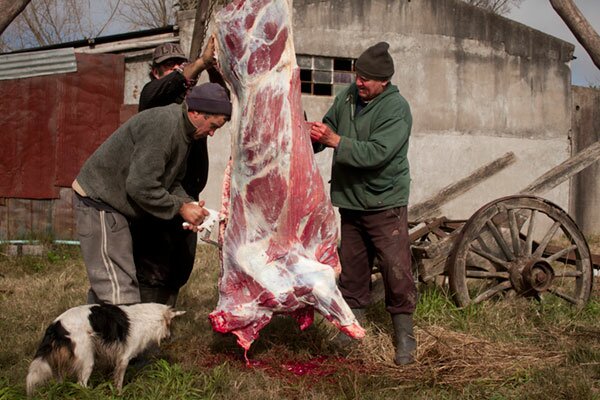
top-left (316, 83), bottom-right (412, 211)
top-left (77, 103), bottom-right (196, 220)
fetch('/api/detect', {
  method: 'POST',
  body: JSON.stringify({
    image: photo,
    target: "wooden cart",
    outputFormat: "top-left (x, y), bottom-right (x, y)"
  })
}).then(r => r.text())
top-left (395, 143), bottom-right (600, 309)
top-left (409, 195), bottom-right (594, 308)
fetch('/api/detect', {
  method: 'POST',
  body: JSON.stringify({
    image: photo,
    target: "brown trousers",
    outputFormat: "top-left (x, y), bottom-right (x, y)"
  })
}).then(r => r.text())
top-left (338, 206), bottom-right (417, 315)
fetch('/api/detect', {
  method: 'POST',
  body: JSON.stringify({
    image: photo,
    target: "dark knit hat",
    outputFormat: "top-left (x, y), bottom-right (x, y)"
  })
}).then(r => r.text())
top-left (153, 43), bottom-right (187, 64)
top-left (186, 83), bottom-right (232, 117)
top-left (355, 42), bottom-right (395, 81)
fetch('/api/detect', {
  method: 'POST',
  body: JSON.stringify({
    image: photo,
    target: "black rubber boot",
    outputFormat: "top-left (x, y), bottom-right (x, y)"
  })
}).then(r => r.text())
top-left (332, 308), bottom-right (366, 347)
top-left (139, 285), bottom-right (179, 306)
top-left (351, 308), bottom-right (367, 326)
top-left (392, 313), bottom-right (416, 365)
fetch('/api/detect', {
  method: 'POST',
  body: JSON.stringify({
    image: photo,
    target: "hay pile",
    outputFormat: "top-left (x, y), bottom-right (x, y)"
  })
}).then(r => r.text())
top-left (353, 324), bottom-right (564, 386)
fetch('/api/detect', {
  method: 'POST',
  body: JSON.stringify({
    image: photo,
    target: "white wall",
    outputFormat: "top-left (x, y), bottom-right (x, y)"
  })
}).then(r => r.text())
top-left (170, 0), bottom-right (575, 219)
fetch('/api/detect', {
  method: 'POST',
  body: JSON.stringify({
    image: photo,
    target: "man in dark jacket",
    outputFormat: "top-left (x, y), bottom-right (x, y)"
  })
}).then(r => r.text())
top-left (132, 38), bottom-right (225, 306)
top-left (310, 42), bottom-right (417, 365)
top-left (73, 83), bottom-right (232, 306)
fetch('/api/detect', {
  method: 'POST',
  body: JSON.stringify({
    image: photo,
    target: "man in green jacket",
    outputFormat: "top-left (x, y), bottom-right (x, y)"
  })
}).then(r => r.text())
top-left (310, 42), bottom-right (417, 365)
top-left (72, 82), bottom-right (231, 305)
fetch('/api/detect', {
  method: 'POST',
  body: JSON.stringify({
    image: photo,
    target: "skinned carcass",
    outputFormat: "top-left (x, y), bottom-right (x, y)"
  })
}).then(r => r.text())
top-left (208, 0), bottom-right (365, 352)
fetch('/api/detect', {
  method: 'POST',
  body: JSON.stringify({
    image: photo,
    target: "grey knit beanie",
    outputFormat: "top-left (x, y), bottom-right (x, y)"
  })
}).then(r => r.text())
top-left (186, 83), bottom-right (232, 117)
top-left (355, 42), bottom-right (394, 81)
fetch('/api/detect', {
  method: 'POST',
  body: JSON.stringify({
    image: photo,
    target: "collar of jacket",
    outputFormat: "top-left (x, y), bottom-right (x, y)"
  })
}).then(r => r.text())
top-left (346, 83), bottom-right (398, 115)
top-left (181, 102), bottom-right (197, 142)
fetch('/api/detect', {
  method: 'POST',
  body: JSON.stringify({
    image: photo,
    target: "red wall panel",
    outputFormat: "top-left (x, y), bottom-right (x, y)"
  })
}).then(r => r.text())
top-left (0, 53), bottom-right (125, 199)
top-left (0, 77), bottom-right (58, 198)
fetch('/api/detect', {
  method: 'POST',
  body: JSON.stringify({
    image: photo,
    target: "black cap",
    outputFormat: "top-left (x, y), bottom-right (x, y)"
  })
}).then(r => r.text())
top-left (185, 83), bottom-right (232, 117)
top-left (355, 42), bottom-right (395, 81)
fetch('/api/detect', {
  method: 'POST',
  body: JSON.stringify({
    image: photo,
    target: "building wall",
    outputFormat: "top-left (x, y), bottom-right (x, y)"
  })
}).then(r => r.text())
top-left (0, 0), bottom-right (586, 240)
top-left (0, 53), bottom-right (126, 240)
top-left (177, 0), bottom-right (575, 221)
top-left (124, 58), bottom-right (151, 105)
top-left (571, 86), bottom-right (600, 236)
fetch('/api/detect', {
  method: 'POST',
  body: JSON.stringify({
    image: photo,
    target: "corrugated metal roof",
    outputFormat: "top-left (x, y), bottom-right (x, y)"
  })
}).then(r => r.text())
top-left (0, 48), bottom-right (77, 80)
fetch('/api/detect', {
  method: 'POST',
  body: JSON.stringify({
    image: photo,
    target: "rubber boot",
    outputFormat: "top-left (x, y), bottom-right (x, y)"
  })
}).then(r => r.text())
top-left (87, 289), bottom-right (100, 304)
top-left (139, 285), bottom-right (179, 306)
top-left (392, 313), bottom-right (416, 365)
top-left (332, 308), bottom-right (366, 347)
top-left (351, 308), bottom-right (367, 326)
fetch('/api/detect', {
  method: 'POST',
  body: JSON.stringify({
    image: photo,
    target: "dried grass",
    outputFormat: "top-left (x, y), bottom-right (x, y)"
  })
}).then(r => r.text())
top-left (1, 243), bottom-right (598, 398)
top-left (338, 321), bottom-right (564, 388)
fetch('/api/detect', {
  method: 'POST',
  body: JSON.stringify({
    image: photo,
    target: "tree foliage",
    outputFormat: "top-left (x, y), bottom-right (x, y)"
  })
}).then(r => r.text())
top-left (462, 0), bottom-right (523, 15)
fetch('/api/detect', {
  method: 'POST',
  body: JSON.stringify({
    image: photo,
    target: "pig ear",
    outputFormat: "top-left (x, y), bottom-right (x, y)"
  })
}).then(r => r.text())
top-left (169, 310), bottom-right (186, 318)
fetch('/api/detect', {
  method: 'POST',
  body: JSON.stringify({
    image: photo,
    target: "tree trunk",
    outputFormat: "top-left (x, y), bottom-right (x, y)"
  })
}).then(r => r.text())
top-left (189, 0), bottom-right (227, 89)
top-left (0, 0), bottom-right (31, 36)
top-left (550, 0), bottom-right (600, 70)
top-left (189, 0), bottom-right (212, 61)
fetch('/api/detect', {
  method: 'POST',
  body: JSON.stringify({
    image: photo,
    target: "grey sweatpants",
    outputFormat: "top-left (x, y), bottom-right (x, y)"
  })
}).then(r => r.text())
top-left (75, 196), bottom-right (140, 304)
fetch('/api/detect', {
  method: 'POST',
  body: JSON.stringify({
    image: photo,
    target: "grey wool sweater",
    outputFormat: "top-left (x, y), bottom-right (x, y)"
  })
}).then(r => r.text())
top-left (76, 102), bottom-right (196, 220)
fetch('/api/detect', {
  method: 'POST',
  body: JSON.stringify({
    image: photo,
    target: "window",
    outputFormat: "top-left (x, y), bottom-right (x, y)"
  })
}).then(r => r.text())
top-left (297, 54), bottom-right (355, 96)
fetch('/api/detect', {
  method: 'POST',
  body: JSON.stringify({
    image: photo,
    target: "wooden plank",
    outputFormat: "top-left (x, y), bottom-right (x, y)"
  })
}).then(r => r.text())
top-left (519, 140), bottom-right (600, 195)
top-left (0, 198), bottom-right (7, 239)
top-left (408, 217), bottom-right (446, 242)
top-left (411, 230), bottom-right (460, 260)
top-left (418, 257), bottom-right (448, 283)
top-left (408, 152), bottom-right (516, 222)
top-left (31, 199), bottom-right (52, 237)
top-left (7, 198), bottom-right (31, 239)
top-left (76, 36), bottom-right (177, 54)
top-left (52, 188), bottom-right (76, 240)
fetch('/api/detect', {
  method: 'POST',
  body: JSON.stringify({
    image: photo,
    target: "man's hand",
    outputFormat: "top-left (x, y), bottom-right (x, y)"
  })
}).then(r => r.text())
top-left (179, 200), bottom-right (209, 231)
top-left (309, 122), bottom-right (341, 148)
top-left (183, 35), bottom-right (216, 80)
top-left (200, 35), bottom-right (216, 68)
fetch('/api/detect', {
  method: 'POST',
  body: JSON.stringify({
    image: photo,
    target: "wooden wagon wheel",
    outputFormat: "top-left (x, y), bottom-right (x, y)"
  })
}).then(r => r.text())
top-left (448, 195), bottom-right (593, 308)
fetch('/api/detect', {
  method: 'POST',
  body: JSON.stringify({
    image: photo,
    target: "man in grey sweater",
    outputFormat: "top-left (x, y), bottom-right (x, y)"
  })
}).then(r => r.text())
top-left (72, 83), bottom-right (231, 305)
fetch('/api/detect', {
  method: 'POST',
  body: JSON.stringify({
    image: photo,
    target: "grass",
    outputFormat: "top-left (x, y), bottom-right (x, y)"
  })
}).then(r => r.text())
top-left (0, 243), bottom-right (599, 399)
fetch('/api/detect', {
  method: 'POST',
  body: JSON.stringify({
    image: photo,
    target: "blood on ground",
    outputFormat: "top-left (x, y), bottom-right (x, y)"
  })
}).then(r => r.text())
top-left (246, 354), bottom-right (371, 383)
top-left (193, 343), bottom-right (372, 383)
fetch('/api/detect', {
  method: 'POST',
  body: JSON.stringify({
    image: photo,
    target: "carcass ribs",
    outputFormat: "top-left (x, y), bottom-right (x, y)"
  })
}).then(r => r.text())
top-left (208, 0), bottom-right (365, 351)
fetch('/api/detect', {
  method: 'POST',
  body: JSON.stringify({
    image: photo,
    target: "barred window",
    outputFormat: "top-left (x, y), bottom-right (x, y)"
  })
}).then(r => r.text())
top-left (297, 55), bottom-right (355, 96)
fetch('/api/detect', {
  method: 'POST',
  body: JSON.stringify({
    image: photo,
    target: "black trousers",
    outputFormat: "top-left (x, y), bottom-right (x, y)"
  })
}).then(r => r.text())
top-left (130, 215), bottom-right (197, 303)
top-left (338, 206), bottom-right (417, 315)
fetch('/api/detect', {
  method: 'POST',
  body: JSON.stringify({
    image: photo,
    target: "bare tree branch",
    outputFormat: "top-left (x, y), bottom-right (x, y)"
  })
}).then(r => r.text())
top-left (17, 0), bottom-right (93, 46)
top-left (462, 0), bottom-right (523, 15)
top-left (96, 0), bottom-right (123, 37)
top-left (118, 0), bottom-right (177, 30)
top-left (0, 0), bottom-right (31, 36)
top-left (550, 0), bottom-right (600, 70)
top-left (1, 0), bottom-right (121, 51)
